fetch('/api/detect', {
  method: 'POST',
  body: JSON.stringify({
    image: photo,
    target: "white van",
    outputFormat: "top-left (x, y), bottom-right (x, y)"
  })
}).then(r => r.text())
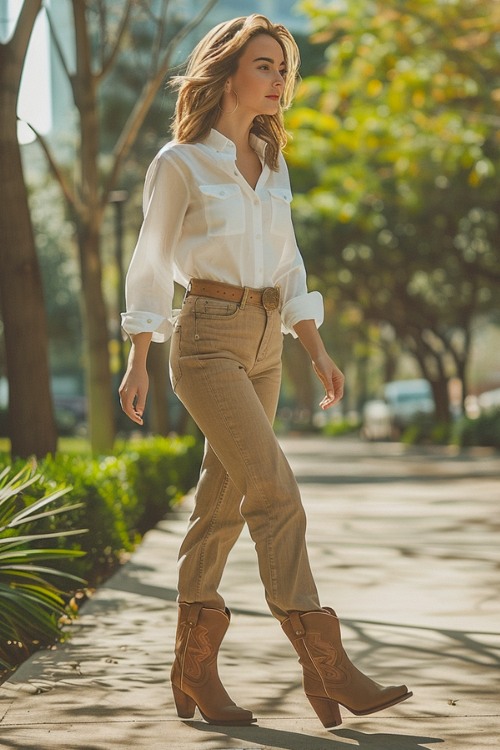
top-left (384, 379), bottom-right (435, 433)
top-left (362, 379), bottom-right (435, 440)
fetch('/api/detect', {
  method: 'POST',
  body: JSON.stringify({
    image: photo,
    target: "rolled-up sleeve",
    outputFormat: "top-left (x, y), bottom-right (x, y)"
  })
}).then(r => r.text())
top-left (281, 287), bottom-right (324, 336)
top-left (121, 150), bottom-right (188, 343)
top-left (273, 186), bottom-right (324, 336)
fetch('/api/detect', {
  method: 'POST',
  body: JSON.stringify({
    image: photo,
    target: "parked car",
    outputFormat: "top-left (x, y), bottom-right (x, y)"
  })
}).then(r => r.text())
top-left (384, 379), bottom-right (435, 435)
top-left (362, 379), bottom-right (435, 440)
top-left (361, 399), bottom-right (392, 441)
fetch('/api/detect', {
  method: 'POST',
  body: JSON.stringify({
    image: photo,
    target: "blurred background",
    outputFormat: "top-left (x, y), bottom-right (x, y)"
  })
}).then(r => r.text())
top-left (1, 0), bottom-right (499, 457)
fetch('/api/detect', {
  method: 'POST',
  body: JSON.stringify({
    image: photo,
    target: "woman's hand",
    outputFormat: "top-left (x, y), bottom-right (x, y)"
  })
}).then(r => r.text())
top-left (119, 364), bottom-right (149, 425)
top-left (312, 353), bottom-right (345, 410)
top-left (293, 320), bottom-right (345, 410)
top-left (118, 332), bottom-right (152, 425)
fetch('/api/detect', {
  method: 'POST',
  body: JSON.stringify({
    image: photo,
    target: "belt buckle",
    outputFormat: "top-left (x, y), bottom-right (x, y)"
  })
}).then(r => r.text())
top-left (262, 287), bottom-right (280, 311)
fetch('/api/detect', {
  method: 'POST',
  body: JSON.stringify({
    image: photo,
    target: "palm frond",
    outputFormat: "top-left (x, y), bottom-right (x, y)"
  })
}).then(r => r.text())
top-left (0, 466), bottom-right (87, 671)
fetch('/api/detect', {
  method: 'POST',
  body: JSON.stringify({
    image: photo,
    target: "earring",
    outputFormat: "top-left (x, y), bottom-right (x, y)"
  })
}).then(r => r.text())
top-left (218, 90), bottom-right (239, 115)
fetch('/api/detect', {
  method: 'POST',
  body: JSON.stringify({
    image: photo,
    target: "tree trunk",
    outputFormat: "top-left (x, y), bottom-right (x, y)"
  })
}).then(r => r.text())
top-left (283, 338), bottom-right (316, 429)
top-left (73, 1), bottom-right (116, 454)
top-left (148, 343), bottom-right (170, 435)
top-left (410, 339), bottom-right (451, 424)
top-left (0, 4), bottom-right (57, 459)
top-left (429, 377), bottom-right (450, 424)
top-left (77, 224), bottom-right (115, 454)
top-left (452, 326), bottom-right (471, 413)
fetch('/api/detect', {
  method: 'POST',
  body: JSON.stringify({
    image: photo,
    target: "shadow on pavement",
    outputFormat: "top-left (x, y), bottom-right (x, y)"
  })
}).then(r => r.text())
top-left (186, 720), bottom-right (444, 749)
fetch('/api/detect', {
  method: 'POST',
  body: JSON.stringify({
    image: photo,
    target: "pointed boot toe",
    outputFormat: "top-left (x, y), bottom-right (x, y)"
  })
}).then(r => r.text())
top-left (171, 603), bottom-right (255, 726)
top-left (282, 608), bottom-right (412, 728)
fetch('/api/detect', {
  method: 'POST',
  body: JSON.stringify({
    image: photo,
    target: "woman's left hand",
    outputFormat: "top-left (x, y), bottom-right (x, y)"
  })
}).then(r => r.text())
top-left (312, 353), bottom-right (345, 410)
top-left (292, 319), bottom-right (345, 410)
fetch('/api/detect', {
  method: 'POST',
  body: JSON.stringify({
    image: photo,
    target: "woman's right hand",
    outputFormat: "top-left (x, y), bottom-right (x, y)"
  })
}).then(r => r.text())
top-left (119, 333), bottom-right (152, 425)
top-left (119, 363), bottom-right (149, 425)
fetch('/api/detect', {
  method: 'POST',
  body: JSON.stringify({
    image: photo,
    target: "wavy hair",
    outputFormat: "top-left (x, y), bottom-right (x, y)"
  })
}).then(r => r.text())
top-left (170, 15), bottom-right (300, 170)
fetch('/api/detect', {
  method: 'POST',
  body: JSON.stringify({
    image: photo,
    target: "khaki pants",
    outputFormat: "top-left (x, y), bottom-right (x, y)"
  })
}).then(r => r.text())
top-left (169, 292), bottom-right (321, 621)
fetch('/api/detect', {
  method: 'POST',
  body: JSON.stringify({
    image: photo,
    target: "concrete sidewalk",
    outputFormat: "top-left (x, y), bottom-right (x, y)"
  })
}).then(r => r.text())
top-left (1, 436), bottom-right (499, 750)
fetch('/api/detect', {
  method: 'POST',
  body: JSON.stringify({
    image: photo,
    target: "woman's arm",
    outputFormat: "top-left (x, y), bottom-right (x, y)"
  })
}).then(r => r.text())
top-left (119, 332), bottom-right (153, 425)
top-left (121, 150), bottom-right (189, 344)
top-left (293, 319), bottom-right (344, 410)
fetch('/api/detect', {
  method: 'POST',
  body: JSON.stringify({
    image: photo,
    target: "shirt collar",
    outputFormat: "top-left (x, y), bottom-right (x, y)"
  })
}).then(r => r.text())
top-left (202, 128), bottom-right (268, 160)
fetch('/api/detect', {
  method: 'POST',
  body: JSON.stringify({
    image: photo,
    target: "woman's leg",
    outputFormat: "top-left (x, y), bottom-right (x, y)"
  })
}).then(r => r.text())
top-left (176, 342), bottom-right (288, 609)
top-left (176, 441), bottom-right (245, 609)
top-left (171, 298), bottom-right (320, 620)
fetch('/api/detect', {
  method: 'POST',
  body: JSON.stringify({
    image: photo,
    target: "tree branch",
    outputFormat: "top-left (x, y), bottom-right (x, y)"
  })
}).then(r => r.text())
top-left (23, 119), bottom-right (84, 218)
top-left (166, 0), bottom-right (219, 63)
top-left (98, 0), bottom-right (107, 71)
top-left (150, 0), bottom-right (170, 77)
top-left (98, 0), bottom-right (134, 82)
top-left (101, 0), bottom-right (219, 205)
top-left (44, 3), bottom-right (75, 96)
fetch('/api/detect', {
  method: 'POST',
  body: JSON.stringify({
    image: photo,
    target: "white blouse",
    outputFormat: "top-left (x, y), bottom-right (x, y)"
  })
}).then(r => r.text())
top-left (121, 128), bottom-right (323, 343)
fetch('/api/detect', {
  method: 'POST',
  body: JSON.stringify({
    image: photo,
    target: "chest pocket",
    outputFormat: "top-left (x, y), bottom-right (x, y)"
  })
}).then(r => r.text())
top-left (269, 188), bottom-right (293, 236)
top-left (199, 184), bottom-right (245, 236)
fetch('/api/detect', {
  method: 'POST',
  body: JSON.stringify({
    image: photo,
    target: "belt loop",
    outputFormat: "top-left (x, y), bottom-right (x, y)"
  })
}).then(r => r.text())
top-left (240, 287), bottom-right (249, 310)
top-left (184, 280), bottom-right (193, 303)
top-left (186, 602), bottom-right (203, 627)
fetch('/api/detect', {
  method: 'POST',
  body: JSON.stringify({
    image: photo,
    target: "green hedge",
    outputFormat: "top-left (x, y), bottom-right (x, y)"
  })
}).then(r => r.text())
top-left (0, 435), bottom-right (203, 586)
top-left (452, 409), bottom-right (500, 449)
top-left (0, 436), bottom-right (202, 682)
top-left (401, 415), bottom-right (452, 445)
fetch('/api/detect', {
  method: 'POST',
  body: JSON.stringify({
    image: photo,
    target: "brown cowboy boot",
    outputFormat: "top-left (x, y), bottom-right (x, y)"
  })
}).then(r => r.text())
top-left (282, 608), bottom-right (412, 728)
top-left (171, 602), bottom-right (255, 725)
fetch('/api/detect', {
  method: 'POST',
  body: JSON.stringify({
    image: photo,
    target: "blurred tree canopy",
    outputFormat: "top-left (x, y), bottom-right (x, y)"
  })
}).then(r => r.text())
top-left (287, 0), bottom-right (500, 420)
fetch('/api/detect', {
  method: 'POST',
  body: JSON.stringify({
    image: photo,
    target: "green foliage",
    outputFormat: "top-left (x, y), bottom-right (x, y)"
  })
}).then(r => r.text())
top-left (0, 435), bottom-right (202, 678)
top-left (0, 466), bottom-right (86, 673)
top-left (122, 435), bottom-right (204, 535)
top-left (322, 418), bottom-right (361, 438)
top-left (401, 415), bottom-right (452, 445)
top-left (289, 0), bottom-right (500, 414)
top-left (27, 453), bottom-right (138, 583)
top-left (452, 409), bottom-right (500, 448)
top-left (1, 436), bottom-right (203, 585)
top-left (30, 177), bottom-right (82, 375)
top-left (400, 409), bottom-right (500, 448)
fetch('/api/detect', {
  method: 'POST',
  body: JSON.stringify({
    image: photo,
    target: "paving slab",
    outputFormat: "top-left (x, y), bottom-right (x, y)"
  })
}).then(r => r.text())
top-left (1, 437), bottom-right (499, 749)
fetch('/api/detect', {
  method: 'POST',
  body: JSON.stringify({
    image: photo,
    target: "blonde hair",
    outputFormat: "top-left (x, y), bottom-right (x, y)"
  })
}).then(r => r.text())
top-left (170, 14), bottom-right (300, 170)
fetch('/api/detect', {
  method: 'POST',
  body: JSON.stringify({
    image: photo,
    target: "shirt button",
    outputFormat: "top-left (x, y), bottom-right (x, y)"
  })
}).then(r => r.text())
top-left (147, 318), bottom-right (152, 323)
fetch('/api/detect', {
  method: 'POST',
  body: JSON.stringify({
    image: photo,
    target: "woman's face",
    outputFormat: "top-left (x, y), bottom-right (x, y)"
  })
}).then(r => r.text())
top-left (227, 33), bottom-right (287, 117)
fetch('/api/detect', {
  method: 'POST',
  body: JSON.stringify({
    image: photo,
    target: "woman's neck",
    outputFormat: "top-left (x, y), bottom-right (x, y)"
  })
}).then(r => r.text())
top-left (214, 116), bottom-right (254, 154)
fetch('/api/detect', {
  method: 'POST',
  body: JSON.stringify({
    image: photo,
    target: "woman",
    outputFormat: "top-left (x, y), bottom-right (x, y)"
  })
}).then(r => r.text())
top-left (119, 14), bottom-right (411, 729)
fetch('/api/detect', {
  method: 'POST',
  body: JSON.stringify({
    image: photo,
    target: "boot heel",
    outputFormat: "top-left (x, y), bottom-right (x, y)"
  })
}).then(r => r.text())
top-left (307, 694), bottom-right (342, 728)
top-left (172, 684), bottom-right (196, 719)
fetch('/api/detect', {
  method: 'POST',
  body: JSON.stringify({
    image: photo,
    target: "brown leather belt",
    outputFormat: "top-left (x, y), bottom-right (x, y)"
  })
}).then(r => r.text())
top-left (186, 278), bottom-right (280, 311)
